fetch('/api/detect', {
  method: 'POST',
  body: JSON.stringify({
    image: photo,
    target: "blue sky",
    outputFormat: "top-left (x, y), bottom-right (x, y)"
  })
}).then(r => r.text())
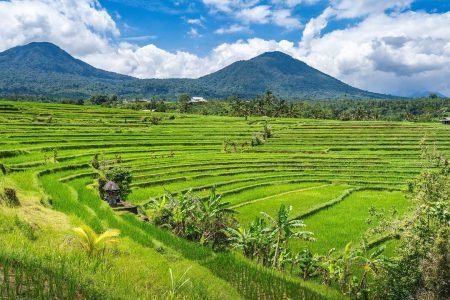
top-left (101, 0), bottom-right (450, 56)
top-left (0, 0), bottom-right (449, 96)
top-left (101, 0), bottom-right (327, 55)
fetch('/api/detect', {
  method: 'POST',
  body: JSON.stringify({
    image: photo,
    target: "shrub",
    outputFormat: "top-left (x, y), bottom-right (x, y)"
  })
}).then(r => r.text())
top-left (148, 189), bottom-right (237, 250)
top-left (52, 148), bottom-right (58, 163)
top-left (151, 116), bottom-right (161, 125)
top-left (105, 167), bottom-right (132, 200)
top-left (98, 177), bottom-right (108, 199)
top-left (3, 188), bottom-right (20, 207)
top-left (251, 134), bottom-right (265, 146)
top-left (263, 123), bottom-right (273, 139)
top-left (91, 154), bottom-right (100, 169)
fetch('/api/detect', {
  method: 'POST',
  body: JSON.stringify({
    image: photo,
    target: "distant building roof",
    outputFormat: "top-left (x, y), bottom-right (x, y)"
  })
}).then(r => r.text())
top-left (189, 97), bottom-right (208, 103)
top-left (103, 181), bottom-right (120, 191)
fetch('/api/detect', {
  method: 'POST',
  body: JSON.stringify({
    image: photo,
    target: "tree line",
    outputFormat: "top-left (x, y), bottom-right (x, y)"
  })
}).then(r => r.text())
top-left (84, 92), bottom-right (450, 122)
top-left (183, 92), bottom-right (449, 122)
top-left (6, 91), bottom-right (448, 122)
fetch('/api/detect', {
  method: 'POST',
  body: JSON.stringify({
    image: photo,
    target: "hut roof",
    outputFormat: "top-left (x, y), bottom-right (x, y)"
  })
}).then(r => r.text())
top-left (103, 181), bottom-right (120, 191)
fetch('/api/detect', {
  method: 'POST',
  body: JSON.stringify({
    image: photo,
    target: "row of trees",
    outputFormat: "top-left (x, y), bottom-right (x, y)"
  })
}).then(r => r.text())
top-left (144, 187), bottom-right (397, 298)
top-left (85, 94), bottom-right (172, 112)
top-left (226, 205), bottom-right (395, 298)
top-left (66, 91), bottom-right (449, 122)
top-left (175, 92), bottom-right (449, 121)
top-left (227, 92), bottom-right (450, 121)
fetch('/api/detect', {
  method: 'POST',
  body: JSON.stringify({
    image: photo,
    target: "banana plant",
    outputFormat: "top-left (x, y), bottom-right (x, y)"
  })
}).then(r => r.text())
top-left (294, 249), bottom-right (320, 280)
top-left (261, 205), bottom-right (315, 269)
top-left (199, 187), bottom-right (236, 246)
top-left (227, 227), bottom-right (255, 258)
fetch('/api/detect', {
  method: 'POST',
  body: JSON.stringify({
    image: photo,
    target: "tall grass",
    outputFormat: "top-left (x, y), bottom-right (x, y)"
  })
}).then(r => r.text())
top-left (203, 253), bottom-right (344, 300)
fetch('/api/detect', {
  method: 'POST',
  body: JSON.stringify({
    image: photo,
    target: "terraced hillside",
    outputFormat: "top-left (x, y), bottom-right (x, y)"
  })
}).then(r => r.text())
top-left (0, 100), bottom-right (448, 298)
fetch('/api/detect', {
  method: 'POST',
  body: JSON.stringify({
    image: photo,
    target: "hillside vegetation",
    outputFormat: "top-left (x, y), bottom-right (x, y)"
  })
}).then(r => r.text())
top-left (0, 100), bottom-right (449, 299)
top-left (0, 43), bottom-right (391, 100)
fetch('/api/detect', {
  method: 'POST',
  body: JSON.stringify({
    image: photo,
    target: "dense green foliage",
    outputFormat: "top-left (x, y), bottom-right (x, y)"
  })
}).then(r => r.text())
top-left (148, 188), bottom-right (237, 249)
top-left (0, 42), bottom-right (394, 100)
top-left (104, 167), bottom-right (132, 200)
top-left (228, 204), bottom-right (314, 269)
top-left (374, 145), bottom-right (450, 299)
top-left (179, 92), bottom-right (450, 122)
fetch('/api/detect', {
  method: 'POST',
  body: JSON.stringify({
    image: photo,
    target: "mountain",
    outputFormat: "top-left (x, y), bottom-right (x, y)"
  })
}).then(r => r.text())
top-left (0, 42), bottom-right (131, 80)
top-left (0, 42), bottom-right (132, 99)
top-left (0, 42), bottom-right (396, 100)
top-left (197, 51), bottom-right (389, 99)
top-left (409, 91), bottom-right (448, 98)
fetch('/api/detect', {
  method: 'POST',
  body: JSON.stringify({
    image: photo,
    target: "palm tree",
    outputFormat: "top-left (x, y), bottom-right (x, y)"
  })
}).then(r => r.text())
top-left (261, 205), bottom-right (314, 269)
top-left (71, 225), bottom-right (120, 257)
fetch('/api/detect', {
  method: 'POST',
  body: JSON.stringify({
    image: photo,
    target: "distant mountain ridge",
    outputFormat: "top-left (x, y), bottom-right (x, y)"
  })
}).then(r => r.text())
top-left (0, 42), bottom-right (396, 100)
top-left (409, 91), bottom-right (448, 98)
top-left (197, 51), bottom-right (388, 99)
top-left (0, 42), bottom-right (131, 80)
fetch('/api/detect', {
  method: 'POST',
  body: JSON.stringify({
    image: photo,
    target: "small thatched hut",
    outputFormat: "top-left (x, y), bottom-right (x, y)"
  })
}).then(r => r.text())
top-left (103, 181), bottom-right (121, 207)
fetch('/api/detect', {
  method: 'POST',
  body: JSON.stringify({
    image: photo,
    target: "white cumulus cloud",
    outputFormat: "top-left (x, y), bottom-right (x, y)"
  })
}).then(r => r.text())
top-left (215, 24), bottom-right (250, 34)
top-left (236, 5), bottom-right (272, 24)
top-left (298, 10), bottom-right (450, 96)
top-left (272, 9), bottom-right (303, 29)
top-left (0, 0), bottom-right (118, 56)
top-left (203, 0), bottom-right (302, 30)
top-left (0, 0), bottom-right (449, 97)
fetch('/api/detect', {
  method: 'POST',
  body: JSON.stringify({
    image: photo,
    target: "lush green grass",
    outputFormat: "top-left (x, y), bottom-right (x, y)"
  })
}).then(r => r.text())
top-left (235, 184), bottom-right (351, 225)
top-left (291, 190), bottom-right (409, 254)
top-left (1, 100), bottom-right (448, 299)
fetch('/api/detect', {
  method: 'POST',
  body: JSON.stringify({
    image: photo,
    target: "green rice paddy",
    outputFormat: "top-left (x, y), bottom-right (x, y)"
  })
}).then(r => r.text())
top-left (0, 100), bottom-right (448, 298)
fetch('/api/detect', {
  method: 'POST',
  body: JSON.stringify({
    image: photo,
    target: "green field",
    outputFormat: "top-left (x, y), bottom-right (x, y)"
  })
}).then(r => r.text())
top-left (0, 100), bottom-right (448, 298)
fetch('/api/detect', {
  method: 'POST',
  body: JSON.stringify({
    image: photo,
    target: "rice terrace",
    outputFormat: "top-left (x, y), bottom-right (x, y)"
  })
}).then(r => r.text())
top-left (0, 97), bottom-right (449, 299)
top-left (1, 1), bottom-right (450, 299)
